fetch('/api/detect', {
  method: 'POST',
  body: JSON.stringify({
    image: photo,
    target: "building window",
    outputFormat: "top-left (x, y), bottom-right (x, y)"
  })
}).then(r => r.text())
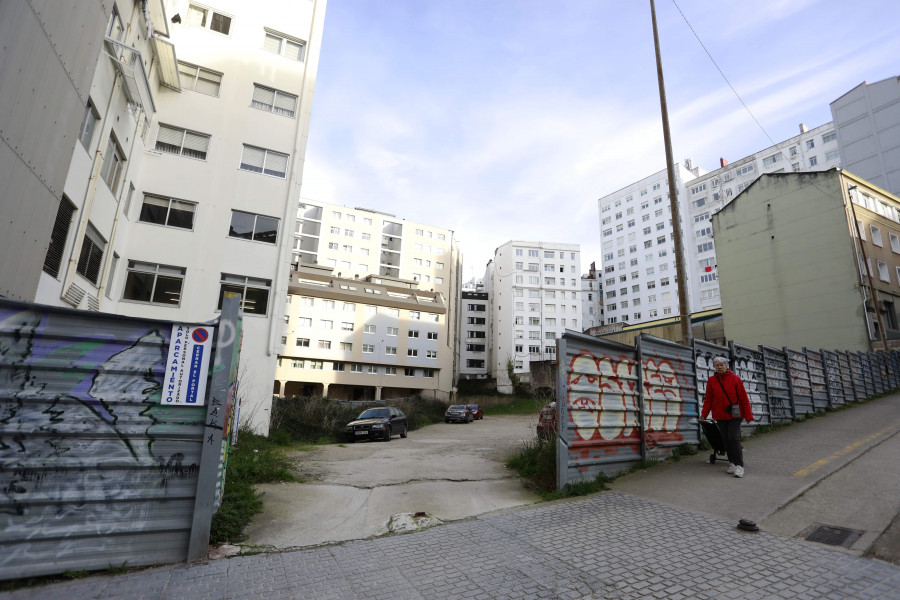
top-left (218, 273), bottom-right (271, 315)
top-left (107, 6), bottom-right (124, 40)
top-left (339, 342), bottom-right (351, 350)
top-left (78, 101), bottom-right (99, 149)
top-left (296, 338), bottom-right (310, 347)
top-left (870, 225), bottom-right (883, 247)
top-left (263, 28), bottom-right (306, 61)
top-left (806, 139), bottom-right (815, 150)
top-left (364, 324), bottom-right (376, 333)
top-left (408, 329), bottom-right (420, 338)
top-left (43, 197), bottom-right (76, 278)
top-left (75, 223), bottom-right (106, 285)
top-left (229, 210), bottom-right (279, 243)
top-left (100, 135), bottom-right (125, 193)
top-left (156, 124), bottom-right (210, 160)
top-left (808, 156), bottom-right (818, 167)
top-left (426, 350), bottom-right (437, 359)
top-left (408, 349), bottom-right (418, 357)
top-left (139, 194), bottom-right (196, 229)
top-left (877, 260), bottom-right (890, 282)
top-left (321, 320), bottom-right (334, 329)
top-left (363, 344), bottom-right (374, 353)
top-left (187, 3), bottom-right (232, 34)
top-left (342, 322), bottom-right (354, 331)
top-left (240, 144), bottom-right (288, 178)
top-left (386, 347), bottom-right (397, 355)
top-left (251, 84), bottom-right (298, 118)
top-left (350, 364), bottom-right (363, 373)
top-left (123, 261), bottom-right (185, 305)
top-left (318, 340), bottom-right (331, 349)
top-left (387, 327), bottom-right (398, 336)
top-left (177, 62), bottom-right (222, 96)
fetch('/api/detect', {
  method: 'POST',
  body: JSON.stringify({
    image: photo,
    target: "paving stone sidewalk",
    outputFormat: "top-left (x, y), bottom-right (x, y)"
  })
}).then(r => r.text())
top-left (3, 493), bottom-right (899, 600)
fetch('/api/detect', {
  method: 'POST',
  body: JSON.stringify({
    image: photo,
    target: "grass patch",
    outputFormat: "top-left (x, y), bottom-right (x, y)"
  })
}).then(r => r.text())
top-left (481, 394), bottom-right (546, 416)
top-left (210, 428), bottom-right (298, 544)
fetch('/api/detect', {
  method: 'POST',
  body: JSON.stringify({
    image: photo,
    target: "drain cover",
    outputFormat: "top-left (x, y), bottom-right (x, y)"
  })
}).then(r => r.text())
top-left (803, 524), bottom-right (864, 548)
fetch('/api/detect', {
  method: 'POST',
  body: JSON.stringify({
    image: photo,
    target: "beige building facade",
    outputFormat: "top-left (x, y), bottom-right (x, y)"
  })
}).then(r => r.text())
top-left (713, 169), bottom-right (900, 351)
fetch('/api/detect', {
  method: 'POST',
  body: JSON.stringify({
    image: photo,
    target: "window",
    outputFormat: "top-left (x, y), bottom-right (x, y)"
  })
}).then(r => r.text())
top-left (78, 101), bottom-right (98, 149)
top-left (528, 249), bottom-right (539, 257)
top-left (408, 329), bottom-right (420, 338)
top-left (263, 28), bottom-right (306, 61)
top-left (698, 242), bottom-right (714, 253)
top-left (218, 273), bottom-right (271, 315)
top-left (762, 154), bottom-right (781, 167)
top-left (178, 62), bottom-right (222, 96)
top-left (318, 340), bottom-right (331, 349)
top-left (43, 197), bottom-right (75, 277)
top-left (101, 135), bottom-right (125, 192)
top-left (404, 368), bottom-right (416, 377)
top-left (340, 342), bottom-right (352, 351)
top-left (427, 331), bottom-right (438, 340)
top-left (826, 149), bottom-right (840, 161)
top-left (426, 350), bottom-right (437, 359)
top-left (297, 317), bottom-right (312, 327)
top-left (362, 344), bottom-right (374, 353)
top-left (877, 260), bottom-right (890, 282)
top-left (140, 194), bottom-right (196, 229)
top-left (806, 139), bottom-right (815, 150)
top-left (350, 364), bottom-right (363, 373)
top-left (240, 144), bottom-right (288, 178)
top-left (808, 156), bottom-right (818, 167)
top-left (407, 349), bottom-right (418, 357)
top-left (76, 223), bottom-right (105, 285)
top-left (228, 210), bottom-right (279, 244)
top-left (251, 84), bottom-right (298, 118)
top-left (107, 6), bottom-right (124, 40)
top-left (890, 233), bottom-right (900, 254)
top-left (296, 338), bottom-right (310, 347)
top-left (123, 261), bottom-right (185, 305)
top-left (387, 327), bottom-right (398, 336)
top-left (156, 124), bottom-right (210, 160)
top-left (823, 132), bottom-right (837, 144)
top-left (187, 3), bottom-right (232, 34)
top-left (737, 164), bottom-right (754, 176)
top-left (341, 322), bottom-right (354, 331)
top-left (870, 225), bottom-right (883, 247)
top-left (385, 346), bottom-right (397, 356)
top-left (363, 324), bottom-right (376, 334)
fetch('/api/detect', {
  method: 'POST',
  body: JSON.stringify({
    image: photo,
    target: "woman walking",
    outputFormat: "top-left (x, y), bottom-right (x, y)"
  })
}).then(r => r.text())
top-left (701, 356), bottom-right (754, 477)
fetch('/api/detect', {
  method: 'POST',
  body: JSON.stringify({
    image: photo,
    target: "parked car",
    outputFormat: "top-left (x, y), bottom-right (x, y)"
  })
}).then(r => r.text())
top-left (345, 406), bottom-right (408, 442)
top-left (537, 402), bottom-right (557, 439)
top-left (444, 405), bottom-right (473, 423)
top-left (467, 404), bottom-right (484, 420)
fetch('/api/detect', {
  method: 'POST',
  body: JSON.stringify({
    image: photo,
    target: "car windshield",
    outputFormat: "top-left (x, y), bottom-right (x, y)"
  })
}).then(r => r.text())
top-left (358, 408), bottom-right (390, 419)
top-left (448, 405), bottom-right (466, 410)
top-left (468, 405), bottom-right (478, 410)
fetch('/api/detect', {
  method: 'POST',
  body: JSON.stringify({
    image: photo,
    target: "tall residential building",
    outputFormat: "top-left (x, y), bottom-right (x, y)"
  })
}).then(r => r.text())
top-left (459, 286), bottom-right (490, 379)
top-left (580, 261), bottom-right (604, 330)
top-left (597, 122), bottom-right (840, 326)
top-left (831, 76), bottom-right (900, 197)
top-left (278, 200), bottom-right (462, 401)
top-left (2, 0), bottom-right (327, 433)
top-left (484, 241), bottom-right (581, 393)
top-left (598, 161), bottom-right (702, 326)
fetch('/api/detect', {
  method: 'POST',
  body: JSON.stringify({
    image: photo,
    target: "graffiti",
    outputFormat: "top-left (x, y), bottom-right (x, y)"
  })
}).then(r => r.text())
top-left (732, 348), bottom-right (767, 423)
top-left (787, 350), bottom-right (813, 417)
top-left (0, 303), bottom-right (209, 580)
top-left (641, 350), bottom-right (689, 449)
top-left (566, 350), bottom-right (639, 443)
top-left (762, 348), bottom-right (793, 421)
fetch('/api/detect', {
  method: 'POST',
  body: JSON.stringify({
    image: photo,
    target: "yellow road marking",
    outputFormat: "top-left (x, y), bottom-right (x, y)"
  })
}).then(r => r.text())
top-left (794, 422), bottom-right (899, 477)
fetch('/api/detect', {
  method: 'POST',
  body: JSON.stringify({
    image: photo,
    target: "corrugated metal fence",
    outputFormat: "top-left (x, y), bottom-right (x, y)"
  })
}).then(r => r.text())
top-left (0, 295), bottom-right (242, 580)
top-left (555, 331), bottom-right (900, 490)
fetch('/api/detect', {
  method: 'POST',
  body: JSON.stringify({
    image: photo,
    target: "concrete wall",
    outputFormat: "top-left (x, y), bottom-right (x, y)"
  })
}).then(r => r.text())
top-left (713, 172), bottom-right (868, 350)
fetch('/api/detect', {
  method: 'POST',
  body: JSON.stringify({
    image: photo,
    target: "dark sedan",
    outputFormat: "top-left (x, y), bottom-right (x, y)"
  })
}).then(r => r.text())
top-left (467, 404), bottom-right (484, 420)
top-left (445, 405), bottom-right (473, 423)
top-left (345, 407), bottom-right (408, 442)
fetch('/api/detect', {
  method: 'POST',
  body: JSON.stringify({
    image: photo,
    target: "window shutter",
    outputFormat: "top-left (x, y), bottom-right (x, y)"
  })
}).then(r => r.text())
top-left (182, 131), bottom-right (209, 158)
top-left (240, 146), bottom-right (265, 172)
top-left (273, 92), bottom-right (297, 117)
top-left (178, 62), bottom-right (198, 88)
top-left (263, 33), bottom-right (281, 54)
top-left (264, 151), bottom-right (288, 178)
top-left (43, 198), bottom-right (75, 277)
top-left (195, 70), bottom-right (221, 95)
top-left (285, 40), bottom-right (304, 61)
top-left (252, 85), bottom-right (275, 109)
top-left (156, 125), bottom-right (184, 150)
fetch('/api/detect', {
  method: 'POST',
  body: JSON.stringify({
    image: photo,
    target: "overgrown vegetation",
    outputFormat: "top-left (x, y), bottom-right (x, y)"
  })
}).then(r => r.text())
top-left (210, 428), bottom-right (298, 544)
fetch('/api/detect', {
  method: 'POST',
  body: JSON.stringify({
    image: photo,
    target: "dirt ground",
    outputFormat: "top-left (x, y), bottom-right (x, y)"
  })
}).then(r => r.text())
top-left (242, 413), bottom-right (543, 550)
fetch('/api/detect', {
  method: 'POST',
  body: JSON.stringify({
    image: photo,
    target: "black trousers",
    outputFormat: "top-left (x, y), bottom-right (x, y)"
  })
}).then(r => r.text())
top-left (717, 418), bottom-right (744, 467)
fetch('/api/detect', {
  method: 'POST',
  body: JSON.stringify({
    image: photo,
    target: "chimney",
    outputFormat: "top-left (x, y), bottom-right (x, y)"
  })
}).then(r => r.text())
top-left (720, 157), bottom-right (728, 167)
top-left (799, 123), bottom-right (808, 133)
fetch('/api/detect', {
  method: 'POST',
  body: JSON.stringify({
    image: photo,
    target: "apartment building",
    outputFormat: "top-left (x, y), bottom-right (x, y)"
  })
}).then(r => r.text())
top-left (484, 241), bottom-right (581, 392)
top-left (597, 161), bottom-right (701, 326)
top-left (831, 76), bottom-right (900, 197)
top-left (277, 200), bottom-right (461, 400)
top-left (714, 169), bottom-right (900, 350)
top-left (2, 0), bottom-right (327, 433)
top-left (580, 261), bottom-right (604, 331)
top-left (460, 287), bottom-right (490, 379)
top-left (597, 122), bottom-right (840, 327)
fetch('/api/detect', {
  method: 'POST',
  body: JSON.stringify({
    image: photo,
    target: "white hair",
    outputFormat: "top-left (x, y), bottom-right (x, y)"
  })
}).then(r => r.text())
top-left (713, 356), bottom-right (729, 367)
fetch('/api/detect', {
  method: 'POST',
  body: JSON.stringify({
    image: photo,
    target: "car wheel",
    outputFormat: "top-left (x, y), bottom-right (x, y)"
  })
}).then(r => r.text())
top-left (384, 427), bottom-right (391, 441)
top-left (400, 426), bottom-right (407, 438)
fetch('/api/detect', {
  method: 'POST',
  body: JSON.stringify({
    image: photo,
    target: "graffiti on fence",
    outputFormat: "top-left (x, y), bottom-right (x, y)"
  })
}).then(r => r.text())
top-left (762, 349), bottom-right (793, 420)
top-left (732, 353), bottom-right (767, 411)
top-left (566, 349), bottom-right (639, 444)
top-left (641, 354), bottom-right (689, 447)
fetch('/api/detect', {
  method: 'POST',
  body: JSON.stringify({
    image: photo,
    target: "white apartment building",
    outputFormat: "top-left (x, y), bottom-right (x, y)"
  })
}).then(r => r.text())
top-left (580, 261), bottom-right (604, 331)
top-left (460, 288), bottom-right (490, 379)
top-left (484, 241), bottom-right (581, 393)
top-left (681, 122), bottom-right (840, 312)
top-left (278, 200), bottom-right (461, 401)
top-left (831, 76), bottom-right (900, 197)
top-left (598, 122), bottom-right (840, 326)
top-left (2, 0), bottom-right (327, 434)
top-left (598, 161), bottom-right (701, 325)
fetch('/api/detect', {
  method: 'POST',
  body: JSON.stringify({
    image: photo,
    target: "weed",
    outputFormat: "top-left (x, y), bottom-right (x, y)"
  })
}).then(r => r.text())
top-left (106, 562), bottom-right (129, 575)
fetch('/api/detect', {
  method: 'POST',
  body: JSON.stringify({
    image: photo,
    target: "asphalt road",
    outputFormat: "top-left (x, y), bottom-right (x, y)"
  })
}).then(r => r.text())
top-left (242, 413), bottom-right (542, 550)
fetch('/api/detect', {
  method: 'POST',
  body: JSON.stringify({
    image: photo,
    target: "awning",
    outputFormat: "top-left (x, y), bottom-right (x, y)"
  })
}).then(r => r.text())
top-left (151, 37), bottom-right (181, 91)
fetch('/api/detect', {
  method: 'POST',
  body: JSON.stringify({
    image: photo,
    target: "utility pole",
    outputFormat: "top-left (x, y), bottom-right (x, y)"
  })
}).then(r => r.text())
top-left (650, 0), bottom-right (692, 345)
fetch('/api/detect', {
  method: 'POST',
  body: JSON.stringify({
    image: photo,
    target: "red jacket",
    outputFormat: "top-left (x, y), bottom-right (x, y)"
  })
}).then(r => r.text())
top-left (701, 370), bottom-right (754, 422)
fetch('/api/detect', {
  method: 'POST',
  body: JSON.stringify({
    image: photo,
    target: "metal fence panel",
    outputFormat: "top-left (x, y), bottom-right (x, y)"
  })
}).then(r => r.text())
top-left (638, 335), bottom-right (698, 460)
top-left (821, 350), bottom-right (845, 407)
top-left (804, 348), bottom-right (829, 411)
top-left (0, 298), bottom-right (230, 581)
top-left (731, 343), bottom-right (769, 427)
top-left (761, 346), bottom-right (794, 422)
top-left (859, 352), bottom-right (876, 397)
top-left (785, 348), bottom-right (814, 417)
top-left (891, 352), bottom-right (900, 389)
top-left (842, 351), bottom-right (862, 401)
top-left (692, 339), bottom-right (729, 407)
top-left (557, 332), bottom-right (642, 488)
top-left (870, 352), bottom-right (885, 395)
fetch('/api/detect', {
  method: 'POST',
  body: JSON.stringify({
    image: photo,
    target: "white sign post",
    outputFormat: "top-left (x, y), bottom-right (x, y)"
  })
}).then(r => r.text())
top-left (162, 324), bottom-right (213, 405)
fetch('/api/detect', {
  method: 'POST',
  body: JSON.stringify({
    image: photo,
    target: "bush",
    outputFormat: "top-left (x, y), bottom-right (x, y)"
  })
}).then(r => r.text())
top-left (210, 429), bottom-right (297, 544)
top-left (506, 434), bottom-right (557, 491)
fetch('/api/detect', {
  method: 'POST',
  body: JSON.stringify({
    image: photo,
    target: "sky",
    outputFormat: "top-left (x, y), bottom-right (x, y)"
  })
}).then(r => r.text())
top-left (299, 0), bottom-right (900, 282)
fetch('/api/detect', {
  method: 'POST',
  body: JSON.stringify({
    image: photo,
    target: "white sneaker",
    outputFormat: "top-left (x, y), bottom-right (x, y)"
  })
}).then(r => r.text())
top-left (726, 463), bottom-right (736, 474)
top-left (734, 466), bottom-right (744, 478)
